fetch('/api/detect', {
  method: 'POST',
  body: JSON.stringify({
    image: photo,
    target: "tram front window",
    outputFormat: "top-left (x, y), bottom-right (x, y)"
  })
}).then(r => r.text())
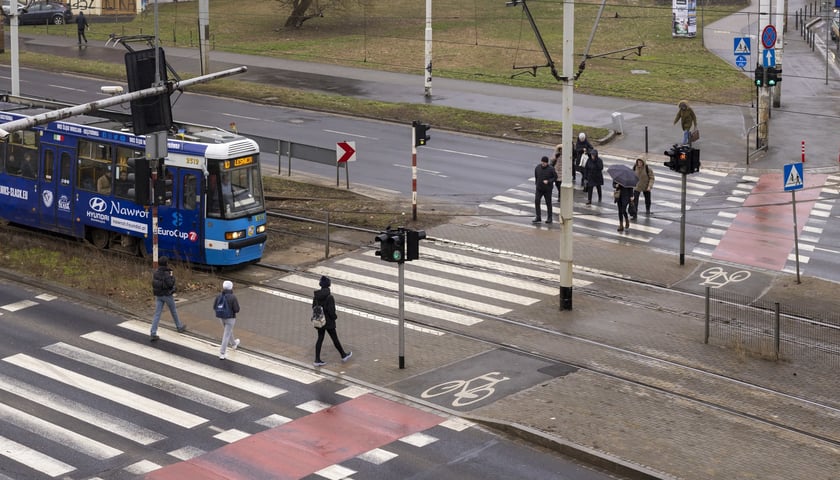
top-left (209, 163), bottom-right (264, 218)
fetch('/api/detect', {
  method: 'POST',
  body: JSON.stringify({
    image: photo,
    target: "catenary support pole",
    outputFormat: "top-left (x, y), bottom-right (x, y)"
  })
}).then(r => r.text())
top-left (424, 0), bottom-right (432, 97)
top-left (559, 0), bottom-right (575, 310)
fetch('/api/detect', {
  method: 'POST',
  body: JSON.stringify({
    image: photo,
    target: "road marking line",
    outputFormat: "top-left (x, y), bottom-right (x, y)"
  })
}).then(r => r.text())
top-left (0, 435), bottom-right (74, 477)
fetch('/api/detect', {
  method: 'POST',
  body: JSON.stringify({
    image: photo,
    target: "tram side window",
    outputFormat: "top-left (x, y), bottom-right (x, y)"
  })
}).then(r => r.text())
top-left (60, 152), bottom-right (72, 186)
top-left (77, 140), bottom-right (114, 193)
top-left (6, 130), bottom-right (39, 179)
top-left (183, 173), bottom-right (197, 210)
top-left (115, 147), bottom-right (141, 199)
top-left (42, 150), bottom-right (54, 182)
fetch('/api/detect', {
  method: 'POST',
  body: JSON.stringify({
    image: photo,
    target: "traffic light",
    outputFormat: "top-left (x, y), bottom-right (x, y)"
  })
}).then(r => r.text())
top-left (392, 231), bottom-right (405, 262)
top-left (754, 65), bottom-right (765, 87)
top-left (688, 147), bottom-right (700, 173)
top-left (406, 229), bottom-right (426, 261)
top-left (375, 230), bottom-right (405, 262)
top-left (664, 144), bottom-right (680, 172)
top-left (131, 157), bottom-right (152, 205)
top-left (154, 165), bottom-right (173, 206)
top-left (413, 120), bottom-right (431, 147)
top-left (766, 66), bottom-right (781, 86)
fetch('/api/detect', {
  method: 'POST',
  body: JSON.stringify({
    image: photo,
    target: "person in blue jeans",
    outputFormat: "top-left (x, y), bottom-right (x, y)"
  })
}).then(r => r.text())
top-left (150, 256), bottom-right (186, 341)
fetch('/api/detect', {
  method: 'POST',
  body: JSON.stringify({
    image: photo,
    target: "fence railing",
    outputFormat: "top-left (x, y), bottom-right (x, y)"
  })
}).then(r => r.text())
top-left (704, 286), bottom-right (840, 367)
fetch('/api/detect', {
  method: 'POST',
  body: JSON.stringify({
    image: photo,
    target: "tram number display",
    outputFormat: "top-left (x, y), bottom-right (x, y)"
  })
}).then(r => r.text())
top-left (224, 156), bottom-right (254, 169)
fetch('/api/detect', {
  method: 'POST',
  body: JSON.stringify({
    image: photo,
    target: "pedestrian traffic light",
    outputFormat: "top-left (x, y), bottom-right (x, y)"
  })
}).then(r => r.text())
top-left (131, 157), bottom-right (152, 205)
top-left (664, 144), bottom-right (680, 172)
top-left (406, 229), bottom-right (426, 261)
top-left (413, 120), bottom-right (431, 147)
top-left (766, 66), bottom-right (781, 86)
top-left (154, 164), bottom-right (173, 206)
top-left (754, 65), bottom-right (765, 87)
top-left (664, 144), bottom-right (695, 174)
top-left (375, 229), bottom-right (405, 263)
top-left (688, 147), bottom-right (700, 173)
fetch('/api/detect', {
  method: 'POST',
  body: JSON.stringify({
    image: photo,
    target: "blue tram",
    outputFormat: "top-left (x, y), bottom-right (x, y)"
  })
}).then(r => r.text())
top-left (0, 96), bottom-right (267, 266)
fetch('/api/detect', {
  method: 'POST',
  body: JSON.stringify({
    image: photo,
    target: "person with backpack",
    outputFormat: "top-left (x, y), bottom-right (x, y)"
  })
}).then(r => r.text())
top-left (312, 276), bottom-right (351, 367)
top-left (632, 157), bottom-right (655, 218)
top-left (150, 256), bottom-right (186, 341)
top-left (215, 280), bottom-right (241, 360)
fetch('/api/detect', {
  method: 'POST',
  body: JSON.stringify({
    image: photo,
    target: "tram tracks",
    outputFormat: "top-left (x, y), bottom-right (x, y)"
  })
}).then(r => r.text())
top-left (236, 245), bottom-right (840, 452)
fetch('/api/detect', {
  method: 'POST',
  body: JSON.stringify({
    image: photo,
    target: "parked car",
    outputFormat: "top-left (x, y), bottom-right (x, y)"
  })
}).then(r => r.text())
top-left (4, 1), bottom-right (72, 25)
top-left (2, 0), bottom-right (27, 15)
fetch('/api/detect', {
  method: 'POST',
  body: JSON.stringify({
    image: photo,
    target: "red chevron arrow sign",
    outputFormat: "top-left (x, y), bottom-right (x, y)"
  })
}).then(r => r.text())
top-left (336, 141), bottom-right (356, 163)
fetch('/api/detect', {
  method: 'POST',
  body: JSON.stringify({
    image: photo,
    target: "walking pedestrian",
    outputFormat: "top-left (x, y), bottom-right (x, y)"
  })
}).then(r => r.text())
top-left (312, 276), bottom-right (352, 366)
top-left (632, 157), bottom-right (655, 219)
top-left (583, 149), bottom-right (604, 205)
top-left (76, 11), bottom-right (89, 45)
top-left (673, 100), bottom-right (697, 145)
top-left (149, 256), bottom-right (186, 341)
top-left (215, 280), bottom-right (241, 360)
top-left (532, 155), bottom-right (557, 224)
top-left (614, 181), bottom-right (634, 232)
top-left (573, 132), bottom-right (593, 186)
top-left (551, 144), bottom-right (563, 204)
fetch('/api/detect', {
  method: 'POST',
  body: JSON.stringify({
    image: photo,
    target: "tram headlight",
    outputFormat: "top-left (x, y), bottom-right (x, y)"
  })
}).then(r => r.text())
top-left (256, 224), bottom-right (266, 234)
top-left (225, 230), bottom-right (246, 240)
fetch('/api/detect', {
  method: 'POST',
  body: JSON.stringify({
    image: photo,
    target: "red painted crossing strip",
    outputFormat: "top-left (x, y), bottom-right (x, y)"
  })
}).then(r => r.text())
top-left (712, 173), bottom-right (826, 270)
top-left (146, 394), bottom-right (444, 479)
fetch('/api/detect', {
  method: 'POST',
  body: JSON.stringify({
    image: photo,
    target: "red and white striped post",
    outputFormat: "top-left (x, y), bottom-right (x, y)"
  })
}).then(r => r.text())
top-left (801, 140), bottom-right (805, 163)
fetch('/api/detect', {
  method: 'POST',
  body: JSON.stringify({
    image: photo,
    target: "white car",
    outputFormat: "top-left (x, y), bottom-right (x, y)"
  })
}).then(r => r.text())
top-left (2, 0), bottom-right (27, 15)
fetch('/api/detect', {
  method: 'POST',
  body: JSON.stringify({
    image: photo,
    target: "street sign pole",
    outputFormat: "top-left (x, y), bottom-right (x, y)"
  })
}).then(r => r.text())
top-left (792, 190), bottom-right (800, 283)
top-left (784, 162), bottom-right (804, 283)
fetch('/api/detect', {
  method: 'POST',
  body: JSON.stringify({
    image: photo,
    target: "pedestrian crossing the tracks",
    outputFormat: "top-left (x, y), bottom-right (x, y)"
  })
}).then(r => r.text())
top-left (0, 297), bottom-right (476, 479)
top-left (480, 153), bottom-right (727, 242)
top-left (269, 242), bottom-right (590, 329)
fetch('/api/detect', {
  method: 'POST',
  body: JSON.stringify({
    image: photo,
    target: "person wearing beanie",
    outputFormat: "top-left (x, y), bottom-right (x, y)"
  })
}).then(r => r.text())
top-left (216, 280), bottom-right (241, 360)
top-left (583, 148), bottom-right (604, 205)
top-left (150, 256), bottom-right (187, 341)
top-left (312, 275), bottom-right (352, 366)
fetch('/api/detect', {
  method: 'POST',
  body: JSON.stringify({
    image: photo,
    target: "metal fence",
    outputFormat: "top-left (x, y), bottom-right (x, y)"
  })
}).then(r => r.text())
top-left (704, 287), bottom-right (840, 367)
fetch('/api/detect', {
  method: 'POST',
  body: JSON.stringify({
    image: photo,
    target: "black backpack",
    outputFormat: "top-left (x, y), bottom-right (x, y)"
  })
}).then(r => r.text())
top-left (214, 293), bottom-right (233, 319)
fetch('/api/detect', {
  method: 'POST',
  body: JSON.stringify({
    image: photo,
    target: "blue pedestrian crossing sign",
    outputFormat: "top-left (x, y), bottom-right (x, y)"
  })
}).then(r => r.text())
top-left (783, 163), bottom-right (804, 191)
top-left (733, 37), bottom-right (751, 56)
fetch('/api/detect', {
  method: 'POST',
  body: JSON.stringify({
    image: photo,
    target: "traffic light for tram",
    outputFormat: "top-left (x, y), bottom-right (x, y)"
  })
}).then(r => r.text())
top-left (406, 229), bottom-right (427, 261)
top-left (766, 66), bottom-right (781, 86)
top-left (375, 229), bottom-right (405, 263)
top-left (413, 120), bottom-right (431, 147)
top-left (131, 157), bottom-right (152, 205)
top-left (154, 165), bottom-right (173, 206)
top-left (754, 65), bottom-right (765, 87)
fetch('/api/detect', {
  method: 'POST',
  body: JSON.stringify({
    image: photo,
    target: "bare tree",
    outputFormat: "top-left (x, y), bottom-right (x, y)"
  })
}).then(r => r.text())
top-left (281, 0), bottom-right (324, 29)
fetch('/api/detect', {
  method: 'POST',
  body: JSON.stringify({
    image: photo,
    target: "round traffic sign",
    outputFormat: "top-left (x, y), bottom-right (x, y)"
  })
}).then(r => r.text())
top-left (735, 55), bottom-right (747, 68)
top-left (762, 25), bottom-right (777, 49)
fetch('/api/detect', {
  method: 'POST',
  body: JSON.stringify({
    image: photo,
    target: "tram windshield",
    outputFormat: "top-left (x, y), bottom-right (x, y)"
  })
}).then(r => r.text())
top-left (208, 158), bottom-right (264, 218)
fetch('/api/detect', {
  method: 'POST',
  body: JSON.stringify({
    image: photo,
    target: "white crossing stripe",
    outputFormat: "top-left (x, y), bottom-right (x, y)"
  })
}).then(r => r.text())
top-left (4, 353), bottom-right (208, 429)
top-left (336, 257), bottom-right (552, 299)
top-left (0, 372), bottom-right (165, 445)
top-left (0, 402), bottom-right (122, 459)
top-left (0, 435), bottom-right (74, 477)
top-left (83, 330), bottom-right (290, 397)
top-left (278, 274), bottom-right (483, 326)
top-left (117, 320), bottom-right (324, 384)
top-left (1, 300), bottom-right (37, 312)
top-left (45, 342), bottom-right (249, 413)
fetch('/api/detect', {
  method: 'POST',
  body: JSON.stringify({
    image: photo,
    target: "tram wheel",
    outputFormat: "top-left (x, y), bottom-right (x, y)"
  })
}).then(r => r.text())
top-left (90, 229), bottom-right (110, 249)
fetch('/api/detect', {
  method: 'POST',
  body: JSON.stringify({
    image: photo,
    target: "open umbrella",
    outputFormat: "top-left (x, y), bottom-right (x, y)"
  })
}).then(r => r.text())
top-left (607, 164), bottom-right (638, 188)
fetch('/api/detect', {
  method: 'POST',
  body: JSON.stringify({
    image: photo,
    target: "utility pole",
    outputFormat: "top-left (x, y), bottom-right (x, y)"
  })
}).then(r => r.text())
top-left (558, 0), bottom-right (575, 310)
top-left (198, 0), bottom-right (210, 75)
top-left (424, 0), bottom-right (432, 97)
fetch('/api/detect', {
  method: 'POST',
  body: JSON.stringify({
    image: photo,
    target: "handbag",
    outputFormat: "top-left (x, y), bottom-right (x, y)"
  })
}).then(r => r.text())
top-left (689, 129), bottom-right (700, 142)
top-left (579, 153), bottom-right (589, 170)
top-left (613, 188), bottom-right (621, 200)
top-left (311, 304), bottom-right (326, 328)
top-left (628, 199), bottom-right (637, 217)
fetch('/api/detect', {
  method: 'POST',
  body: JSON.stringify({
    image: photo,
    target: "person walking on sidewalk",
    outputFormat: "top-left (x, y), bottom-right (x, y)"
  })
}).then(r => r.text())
top-left (150, 256), bottom-right (187, 341)
top-left (632, 157), bottom-right (655, 218)
top-left (614, 181), bottom-right (634, 232)
top-left (215, 280), bottom-right (241, 360)
top-left (532, 155), bottom-right (557, 224)
top-left (313, 276), bottom-right (352, 367)
top-left (673, 100), bottom-right (697, 145)
top-left (583, 149), bottom-right (604, 205)
top-left (76, 11), bottom-right (89, 45)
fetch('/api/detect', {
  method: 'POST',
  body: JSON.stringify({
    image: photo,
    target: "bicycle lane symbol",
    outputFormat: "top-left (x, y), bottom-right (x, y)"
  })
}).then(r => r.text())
top-left (699, 266), bottom-right (751, 288)
top-left (420, 372), bottom-right (511, 408)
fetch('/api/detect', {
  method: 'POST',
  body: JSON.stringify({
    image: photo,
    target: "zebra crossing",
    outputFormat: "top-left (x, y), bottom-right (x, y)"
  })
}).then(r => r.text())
top-left (479, 153), bottom-right (727, 241)
top-left (0, 292), bottom-right (475, 480)
top-left (268, 241), bottom-right (591, 329)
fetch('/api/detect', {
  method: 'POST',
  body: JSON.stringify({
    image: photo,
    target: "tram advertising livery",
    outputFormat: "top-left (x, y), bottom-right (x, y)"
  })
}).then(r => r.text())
top-left (0, 95), bottom-right (267, 267)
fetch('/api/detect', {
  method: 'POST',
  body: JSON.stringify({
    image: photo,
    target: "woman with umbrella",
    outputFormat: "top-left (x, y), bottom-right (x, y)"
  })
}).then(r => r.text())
top-left (607, 164), bottom-right (638, 232)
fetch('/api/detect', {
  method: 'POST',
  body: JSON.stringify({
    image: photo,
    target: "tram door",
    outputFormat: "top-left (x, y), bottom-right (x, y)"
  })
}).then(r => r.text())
top-left (38, 145), bottom-right (75, 234)
top-left (174, 168), bottom-right (203, 262)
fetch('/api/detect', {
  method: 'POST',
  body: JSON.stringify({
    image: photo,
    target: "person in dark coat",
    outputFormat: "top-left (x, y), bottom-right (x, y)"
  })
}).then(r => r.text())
top-left (76, 11), bottom-right (89, 45)
top-left (551, 144), bottom-right (563, 204)
top-left (614, 181), bottom-right (634, 232)
top-left (312, 276), bottom-right (351, 366)
top-left (583, 149), bottom-right (604, 205)
top-left (532, 155), bottom-right (557, 224)
top-left (217, 280), bottom-right (241, 360)
top-left (573, 132), bottom-right (593, 185)
top-left (149, 256), bottom-right (186, 341)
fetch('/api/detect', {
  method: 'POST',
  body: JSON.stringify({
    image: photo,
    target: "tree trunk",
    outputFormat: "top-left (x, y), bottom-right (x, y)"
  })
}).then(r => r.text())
top-left (284, 0), bottom-right (314, 29)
